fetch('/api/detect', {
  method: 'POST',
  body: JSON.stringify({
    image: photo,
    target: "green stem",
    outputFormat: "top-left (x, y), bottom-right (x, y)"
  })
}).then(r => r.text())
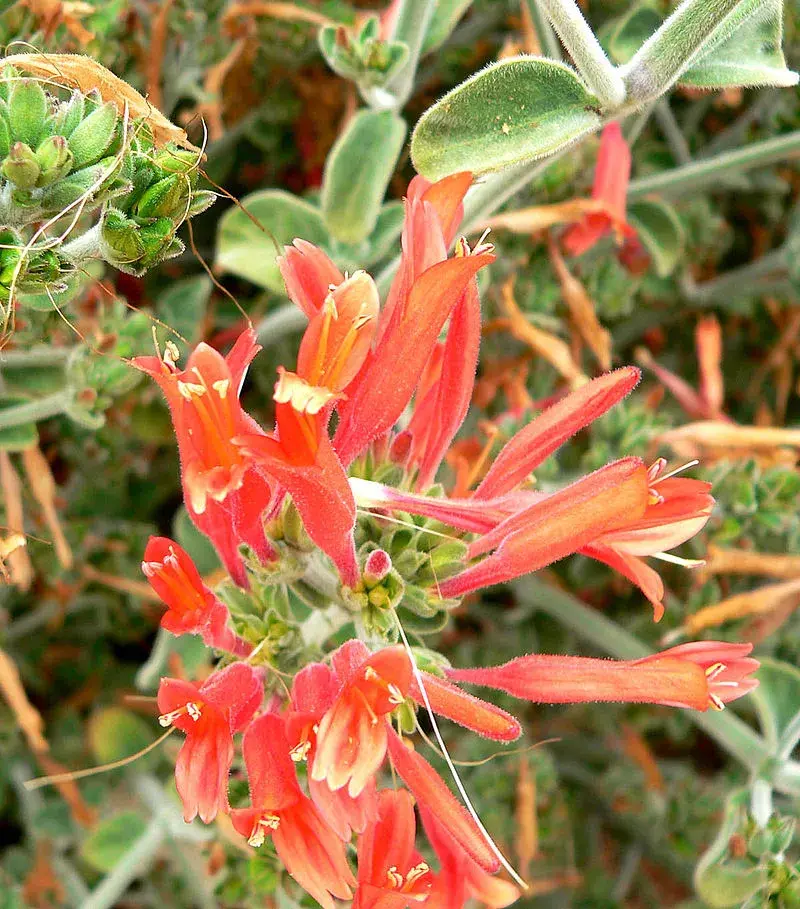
top-left (687, 247), bottom-right (790, 305)
top-left (0, 388), bottom-right (72, 429)
top-left (60, 223), bottom-right (102, 264)
top-left (628, 130), bottom-right (800, 199)
top-left (654, 99), bottom-right (692, 164)
top-left (381, 0), bottom-right (437, 109)
top-left (0, 346), bottom-right (73, 368)
top-left (622, 0), bottom-right (753, 103)
top-left (513, 578), bottom-right (800, 795)
top-left (777, 709), bottom-right (800, 763)
top-left (255, 302), bottom-right (307, 346)
top-left (536, 0), bottom-right (626, 107)
top-left (523, 0), bottom-right (563, 60)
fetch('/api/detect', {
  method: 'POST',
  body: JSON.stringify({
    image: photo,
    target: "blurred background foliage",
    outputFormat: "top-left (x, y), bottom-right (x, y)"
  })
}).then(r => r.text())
top-left (0, 0), bottom-right (799, 906)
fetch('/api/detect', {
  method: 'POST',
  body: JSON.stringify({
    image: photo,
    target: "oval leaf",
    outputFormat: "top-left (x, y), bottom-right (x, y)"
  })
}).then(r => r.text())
top-left (88, 707), bottom-right (154, 765)
top-left (627, 198), bottom-right (684, 277)
top-left (680, 0), bottom-right (798, 89)
top-left (0, 396), bottom-right (38, 452)
top-left (216, 190), bottom-right (328, 293)
top-left (605, 3), bottom-right (663, 65)
top-left (322, 109), bottom-right (407, 245)
top-left (411, 57), bottom-right (602, 180)
top-left (81, 812), bottom-right (148, 872)
top-left (750, 657), bottom-right (800, 752)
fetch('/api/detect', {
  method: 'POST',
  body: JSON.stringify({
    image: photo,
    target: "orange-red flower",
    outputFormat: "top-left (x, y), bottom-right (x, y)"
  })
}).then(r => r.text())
top-left (142, 536), bottom-right (251, 656)
top-left (133, 330), bottom-right (275, 585)
top-left (581, 458), bottom-right (714, 619)
top-left (157, 662), bottom-right (263, 823)
top-left (562, 122), bottom-right (636, 257)
top-left (353, 789), bottom-right (432, 909)
top-left (447, 642), bottom-right (758, 712)
top-left (231, 713), bottom-right (356, 909)
top-left (420, 805), bottom-right (519, 909)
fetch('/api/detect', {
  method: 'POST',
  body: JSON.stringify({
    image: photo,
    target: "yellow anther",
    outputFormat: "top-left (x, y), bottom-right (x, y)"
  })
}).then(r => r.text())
top-left (705, 662), bottom-right (727, 681)
top-left (177, 380), bottom-right (206, 400)
top-left (158, 701), bottom-right (201, 727)
top-left (290, 740), bottom-right (312, 762)
top-left (212, 379), bottom-right (230, 399)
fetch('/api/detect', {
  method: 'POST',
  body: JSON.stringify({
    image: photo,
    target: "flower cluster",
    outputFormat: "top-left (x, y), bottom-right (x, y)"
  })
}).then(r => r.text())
top-left (136, 170), bottom-right (758, 907)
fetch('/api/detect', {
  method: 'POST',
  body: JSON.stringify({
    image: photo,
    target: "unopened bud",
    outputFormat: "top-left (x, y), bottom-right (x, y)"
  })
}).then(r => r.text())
top-left (2, 142), bottom-right (40, 189)
top-left (68, 101), bottom-right (118, 169)
top-left (153, 146), bottom-right (199, 175)
top-left (388, 430), bottom-right (412, 465)
top-left (35, 135), bottom-right (74, 186)
top-left (135, 174), bottom-right (189, 220)
top-left (364, 549), bottom-right (392, 586)
top-left (8, 79), bottom-right (47, 148)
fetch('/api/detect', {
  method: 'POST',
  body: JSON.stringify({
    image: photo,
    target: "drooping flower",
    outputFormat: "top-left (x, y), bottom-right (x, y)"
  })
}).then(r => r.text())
top-left (386, 728), bottom-right (499, 873)
top-left (237, 370), bottom-right (359, 586)
top-left (446, 641), bottom-right (759, 712)
top-left (287, 660), bottom-right (379, 841)
top-left (420, 805), bottom-right (519, 909)
top-left (311, 641), bottom-right (413, 797)
top-left (562, 122), bottom-right (636, 257)
top-left (133, 330), bottom-right (274, 585)
top-left (581, 457), bottom-right (715, 620)
top-left (157, 662), bottom-right (263, 823)
top-left (231, 713), bottom-right (356, 909)
top-left (142, 536), bottom-right (251, 656)
top-left (353, 789), bottom-right (433, 909)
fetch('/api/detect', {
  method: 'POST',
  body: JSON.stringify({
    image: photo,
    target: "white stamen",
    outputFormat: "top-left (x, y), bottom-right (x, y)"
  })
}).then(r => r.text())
top-left (651, 552), bottom-right (706, 568)
top-left (655, 459), bottom-right (700, 483)
top-left (212, 379), bottom-right (230, 399)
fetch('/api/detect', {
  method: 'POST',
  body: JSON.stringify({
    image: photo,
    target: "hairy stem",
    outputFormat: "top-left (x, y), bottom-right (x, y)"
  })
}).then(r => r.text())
top-left (0, 389), bottom-right (72, 430)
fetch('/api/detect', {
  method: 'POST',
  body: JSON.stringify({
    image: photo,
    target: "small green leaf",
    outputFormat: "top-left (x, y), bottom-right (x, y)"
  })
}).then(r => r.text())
top-left (605, 3), bottom-right (663, 65)
top-left (88, 707), bottom-right (154, 765)
top-left (421, 0), bottom-right (473, 54)
top-left (627, 198), bottom-right (685, 277)
top-left (173, 505), bottom-right (220, 576)
top-left (322, 109), bottom-right (407, 245)
top-left (680, 0), bottom-right (798, 88)
top-left (362, 201), bottom-right (405, 266)
top-left (8, 79), bottom-right (47, 149)
top-left (216, 190), bottom-right (328, 292)
top-left (81, 812), bottom-right (148, 872)
top-left (157, 275), bottom-right (212, 346)
top-left (0, 396), bottom-right (37, 451)
top-left (750, 658), bottom-right (800, 751)
top-left (411, 58), bottom-right (601, 179)
top-left (68, 101), bottom-right (119, 169)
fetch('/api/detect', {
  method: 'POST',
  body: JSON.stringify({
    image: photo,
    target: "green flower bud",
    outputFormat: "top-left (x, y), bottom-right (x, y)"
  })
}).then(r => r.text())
top-left (0, 229), bottom-right (24, 299)
top-left (135, 174), bottom-right (190, 220)
top-left (68, 101), bottom-right (118, 169)
top-left (153, 146), bottom-right (200, 175)
top-left (2, 142), bottom-right (41, 189)
top-left (771, 818), bottom-right (796, 855)
top-left (395, 700), bottom-right (417, 735)
top-left (40, 157), bottom-right (125, 213)
top-left (17, 249), bottom-right (64, 292)
top-left (101, 209), bottom-right (145, 266)
top-left (53, 90), bottom-right (85, 137)
top-left (748, 827), bottom-right (773, 859)
top-left (137, 217), bottom-right (178, 268)
top-left (8, 79), bottom-right (48, 149)
top-left (187, 190), bottom-right (216, 218)
top-left (35, 135), bottom-right (73, 186)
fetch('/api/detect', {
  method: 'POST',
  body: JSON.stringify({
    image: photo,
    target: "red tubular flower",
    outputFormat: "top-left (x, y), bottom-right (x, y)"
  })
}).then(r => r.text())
top-left (581, 458), bottom-right (715, 620)
top-left (354, 789), bottom-right (432, 909)
top-left (562, 122), bottom-right (636, 257)
top-left (334, 171), bottom-right (492, 468)
top-left (132, 330), bottom-right (274, 585)
top-left (237, 370), bottom-right (359, 586)
top-left (312, 642), bottom-right (413, 797)
top-left (408, 672), bottom-right (521, 743)
top-left (232, 714), bottom-right (356, 909)
top-left (405, 279), bottom-right (482, 489)
top-left (142, 536), bottom-right (251, 656)
top-left (473, 367), bottom-right (641, 500)
top-left (438, 458), bottom-right (650, 599)
top-left (420, 806), bottom-right (519, 909)
top-left (278, 239), bottom-right (344, 319)
top-left (157, 662), bottom-right (263, 823)
top-left (446, 642), bottom-right (759, 712)
top-left (386, 728), bottom-right (499, 873)
top-left (287, 661), bottom-right (378, 841)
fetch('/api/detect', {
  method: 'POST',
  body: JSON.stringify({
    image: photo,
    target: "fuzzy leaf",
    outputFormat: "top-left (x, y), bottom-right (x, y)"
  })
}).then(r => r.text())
top-left (156, 275), bottom-right (211, 346)
top-left (322, 110), bottom-right (407, 245)
top-left (216, 190), bottom-right (328, 292)
top-left (680, 0), bottom-right (798, 88)
top-left (605, 3), bottom-right (663, 64)
top-left (627, 198), bottom-right (684, 277)
top-left (422, 0), bottom-right (473, 54)
top-left (81, 812), bottom-right (148, 872)
top-left (411, 58), bottom-right (601, 179)
top-left (0, 396), bottom-right (37, 451)
top-left (750, 657), bottom-right (800, 752)
top-left (88, 707), bottom-right (153, 764)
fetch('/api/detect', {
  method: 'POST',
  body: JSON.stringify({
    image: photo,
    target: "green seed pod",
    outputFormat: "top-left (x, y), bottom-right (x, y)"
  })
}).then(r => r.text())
top-left (135, 174), bottom-right (190, 220)
top-left (2, 142), bottom-right (41, 189)
top-left (68, 101), bottom-right (119, 169)
top-left (53, 91), bottom-right (85, 137)
top-left (35, 135), bottom-right (74, 186)
top-left (8, 79), bottom-right (48, 149)
top-left (101, 208), bottom-right (145, 266)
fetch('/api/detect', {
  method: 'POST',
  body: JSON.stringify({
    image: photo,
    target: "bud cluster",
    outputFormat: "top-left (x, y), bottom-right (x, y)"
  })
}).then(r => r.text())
top-left (0, 65), bottom-right (214, 302)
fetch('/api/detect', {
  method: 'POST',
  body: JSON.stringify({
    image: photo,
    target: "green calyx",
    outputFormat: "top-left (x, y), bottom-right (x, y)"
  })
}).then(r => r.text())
top-left (0, 66), bottom-right (215, 292)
